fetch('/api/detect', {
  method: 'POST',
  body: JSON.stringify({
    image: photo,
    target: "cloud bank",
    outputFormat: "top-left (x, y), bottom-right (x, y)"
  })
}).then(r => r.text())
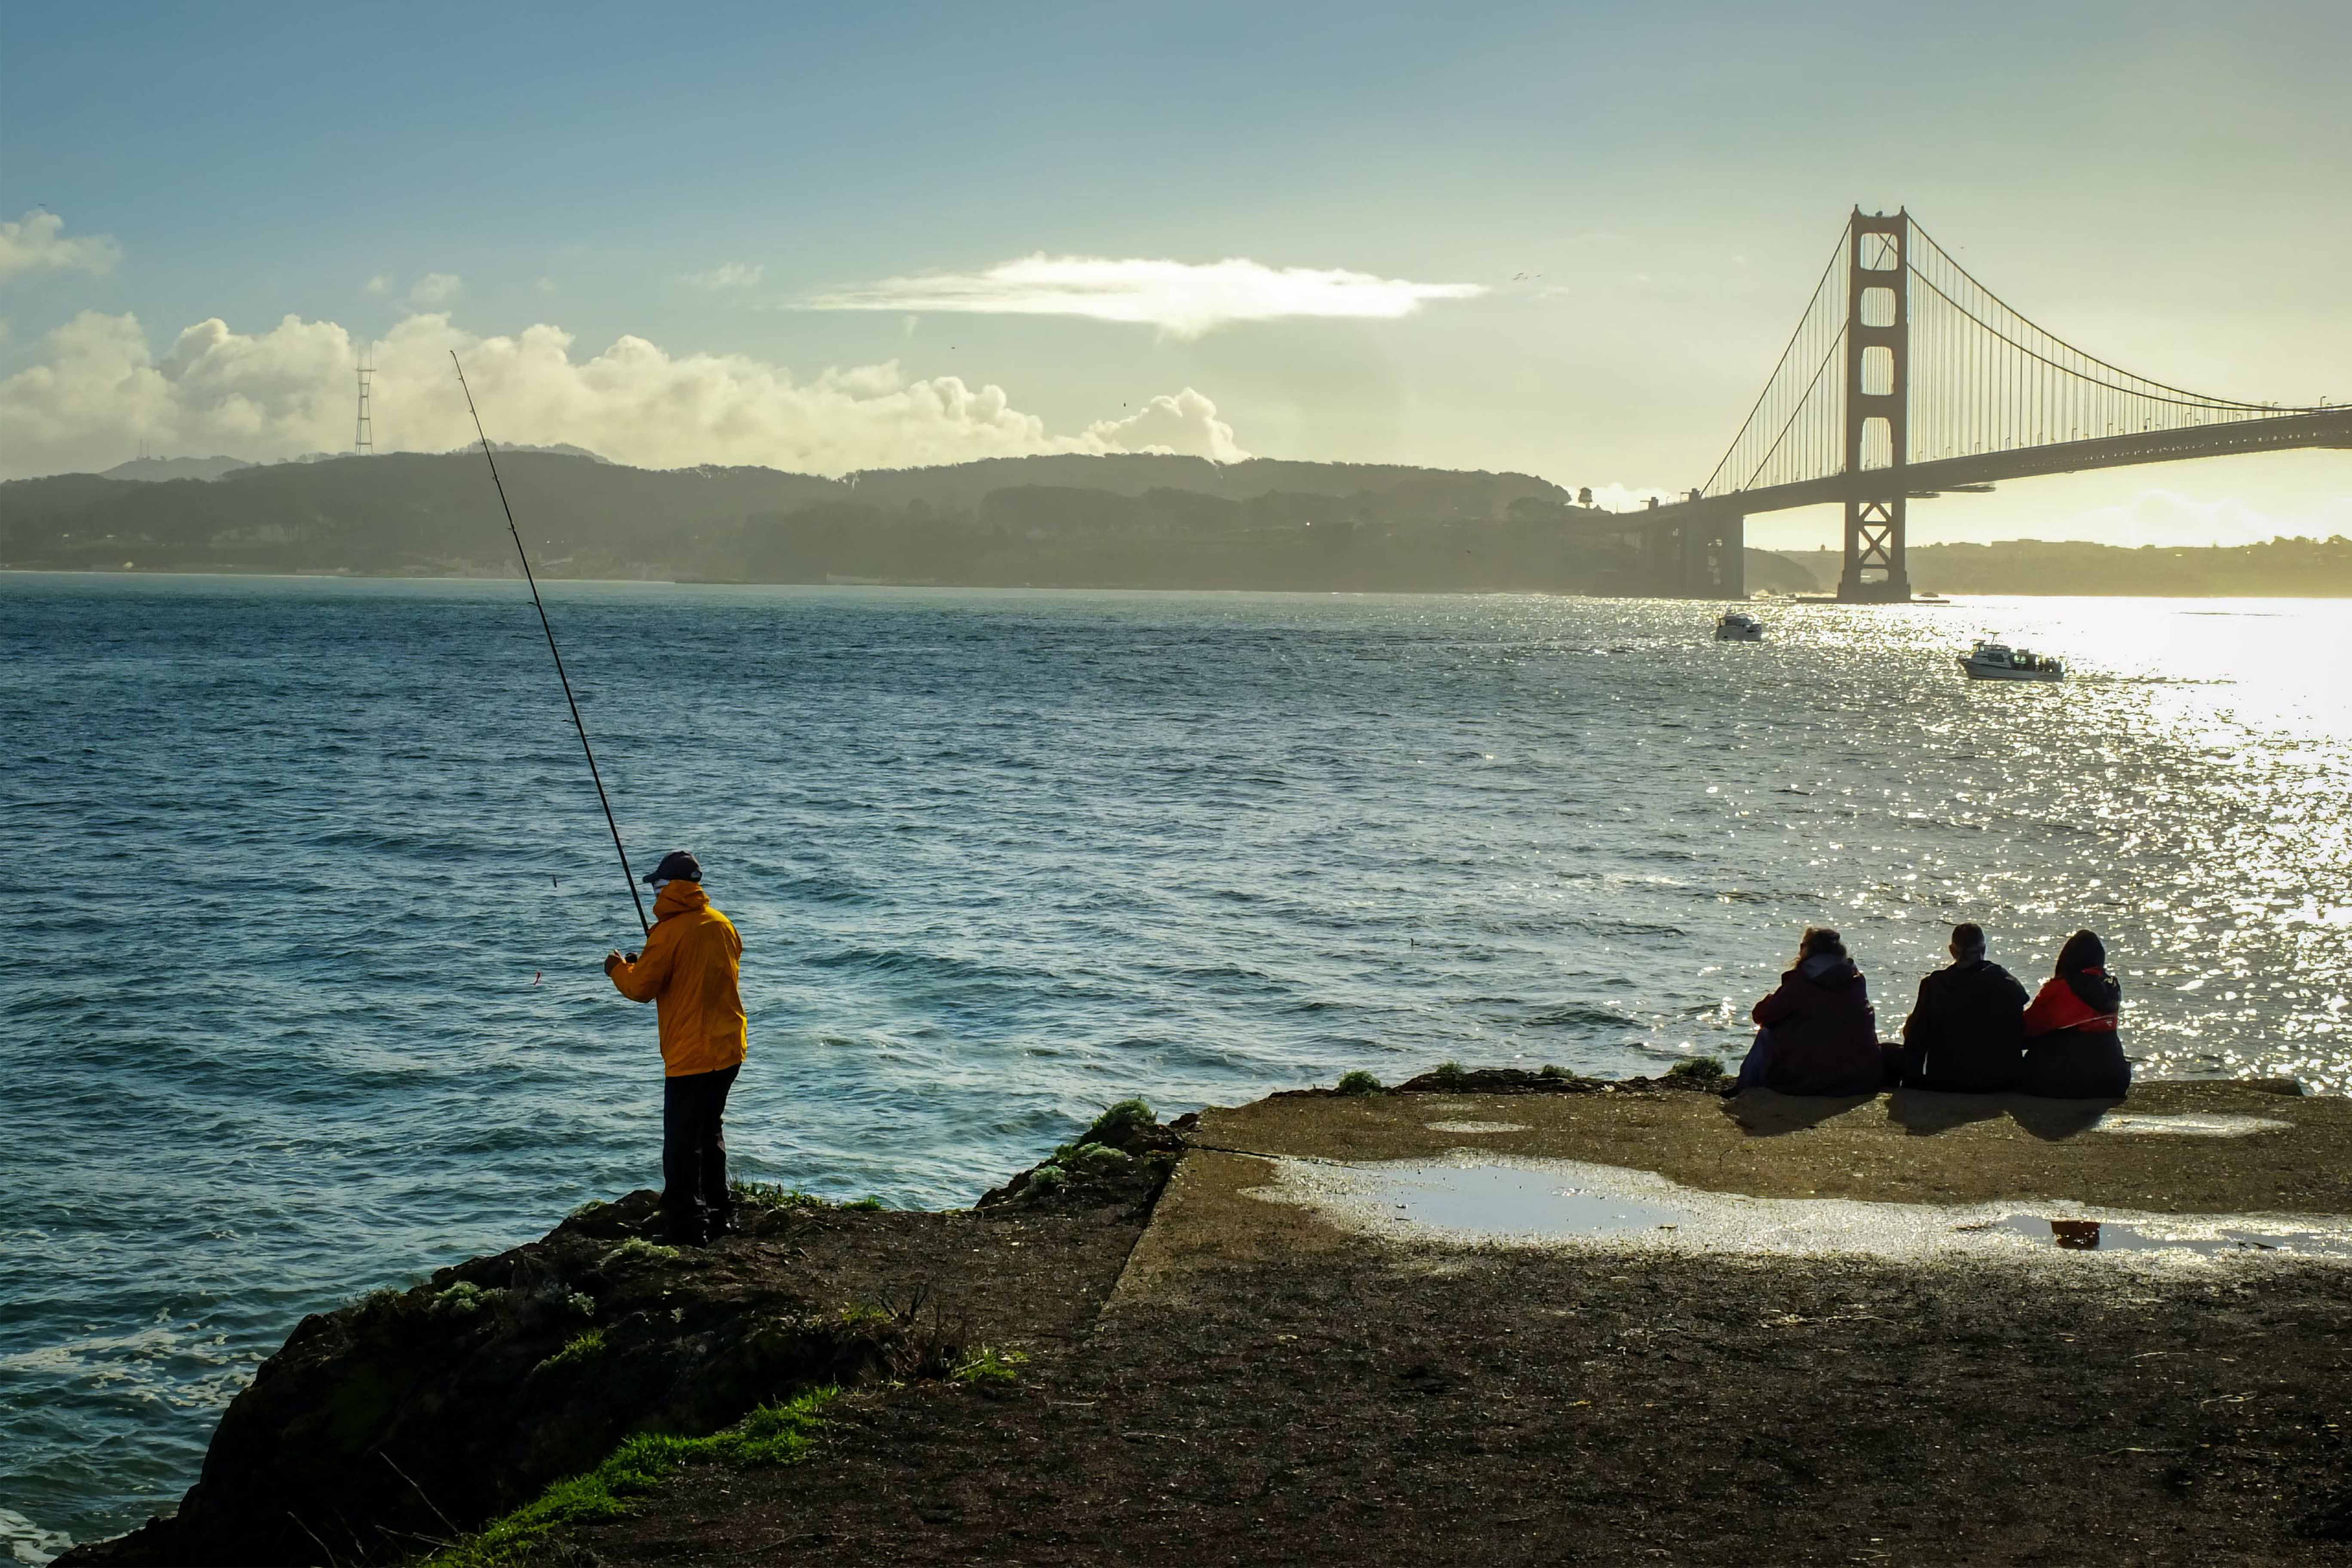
top-left (0, 309), bottom-right (1252, 478)
top-left (805, 255), bottom-right (1485, 338)
top-left (0, 210), bottom-right (121, 283)
top-left (682, 262), bottom-right (764, 291)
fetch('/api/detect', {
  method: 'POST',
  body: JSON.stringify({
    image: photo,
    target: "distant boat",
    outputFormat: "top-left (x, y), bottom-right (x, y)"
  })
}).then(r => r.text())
top-left (1715, 611), bottom-right (1765, 642)
top-left (1958, 639), bottom-right (2064, 681)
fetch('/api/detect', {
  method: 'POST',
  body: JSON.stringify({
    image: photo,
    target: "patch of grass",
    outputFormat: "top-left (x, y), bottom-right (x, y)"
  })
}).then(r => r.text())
top-left (1538, 1063), bottom-right (1570, 1080)
top-left (565, 1291), bottom-right (596, 1319)
top-left (432, 1281), bottom-right (491, 1317)
top-left (732, 1181), bottom-right (886, 1214)
top-left (838, 1303), bottom-right (892, 1330)
top-left (425, 1389), bottom-right (836, 1568)
top-left (1430, 1060), bottom-right (1470, 1090)
top-left (1023, 1165), bottom-right (1069, 1197)
top-left (1335, 1069), bottom-right (1383, 1096)
top-left (1666, 1057), bottom-right (1727, 1083)
top-left (599, 1238), bottom-right (682, 1268)
top-left (951, 1346), bottom-right (1028, 1384)
top-left (537, 1329), bottom-right (607, 1373)
top-left (730, 1180), bottom-right (827, 1213)
top-left (1081, 1097), bottom-right (1155, 1146)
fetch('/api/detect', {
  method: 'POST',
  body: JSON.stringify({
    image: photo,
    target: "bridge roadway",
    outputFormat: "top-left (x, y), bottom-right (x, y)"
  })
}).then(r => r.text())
top-left (1587, 407), bottom-right (2352, 531)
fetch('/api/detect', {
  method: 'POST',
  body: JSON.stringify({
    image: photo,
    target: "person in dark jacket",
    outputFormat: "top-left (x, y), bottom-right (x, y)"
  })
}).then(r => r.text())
top-left (1899, 922), bottom-right (2029, 1092)
top-left (1735, 927), bottom-right (1884, 1096)
top-left (2019, 929), bottom-right (2130, 1099)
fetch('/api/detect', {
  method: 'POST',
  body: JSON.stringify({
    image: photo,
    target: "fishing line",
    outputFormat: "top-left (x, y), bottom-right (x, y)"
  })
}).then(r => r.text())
top-left (452, 352), bottom-right (651, 938)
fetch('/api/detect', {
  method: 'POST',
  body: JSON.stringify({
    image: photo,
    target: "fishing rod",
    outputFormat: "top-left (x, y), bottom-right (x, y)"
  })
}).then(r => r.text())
top-left (452, 351), bottom-right (651, 938)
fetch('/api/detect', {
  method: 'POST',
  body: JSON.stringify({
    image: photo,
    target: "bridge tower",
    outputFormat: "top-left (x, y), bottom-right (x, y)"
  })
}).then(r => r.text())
top-left (1838, 209), bottom-right (1911, 602)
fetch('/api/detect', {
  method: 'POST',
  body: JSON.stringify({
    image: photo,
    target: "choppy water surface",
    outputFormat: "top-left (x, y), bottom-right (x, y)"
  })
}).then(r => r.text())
top-left (3, 576), bottom-right (2348, 1547)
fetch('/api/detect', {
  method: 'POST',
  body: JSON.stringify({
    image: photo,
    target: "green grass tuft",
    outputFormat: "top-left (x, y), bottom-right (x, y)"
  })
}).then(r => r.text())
top-left (730, 1179), bottom-right (827, 1212)
top-left (1538, 1063), bottom-right (1569, 1080)
top-left (1334, 1070), bottom-right (1382, 1096)
top-left (733, 1180), bottom-right (887, 1214)
top-left (951, 1346), bottom-right (1028, 1384)
top-left (1081, 1097), bottom-right (1155, 1146)
top-left (1430, 1060), bottom-right (1470, 1089)
top-left (537, 1329), bottom-right (607, 1373)
top-left (600, 1238), bottom-right (682, 1268)
top-left (425, 1388), bottom-right (835, 1567)
top-left (432, 1281), bottom-right (491, 1317)
top-left (1666, 1056), bottom-right (1727, 1083)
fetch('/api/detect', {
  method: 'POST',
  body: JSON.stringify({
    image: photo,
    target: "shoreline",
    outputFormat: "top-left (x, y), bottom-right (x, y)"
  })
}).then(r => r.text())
top-left (53, 1072), bottom-right (2352, 1566)
top-left (11, 565), bottom-right (2352, 601)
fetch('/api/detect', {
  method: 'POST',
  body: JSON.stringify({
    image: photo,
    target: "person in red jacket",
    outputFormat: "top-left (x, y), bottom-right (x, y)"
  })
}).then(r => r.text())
top-left (1735, 927), bottom-right (1886, 1096)
top-left (2020, 929), bottom-right (2129, 1099)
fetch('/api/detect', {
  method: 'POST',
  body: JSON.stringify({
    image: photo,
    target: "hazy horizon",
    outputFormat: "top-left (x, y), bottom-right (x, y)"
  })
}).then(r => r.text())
top-left (3, 0), bottom-right (2346, 550)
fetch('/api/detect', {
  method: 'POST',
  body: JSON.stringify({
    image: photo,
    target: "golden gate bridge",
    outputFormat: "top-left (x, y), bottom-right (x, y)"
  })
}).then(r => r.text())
top-left (1603, 208), bottom-right (2350, 600)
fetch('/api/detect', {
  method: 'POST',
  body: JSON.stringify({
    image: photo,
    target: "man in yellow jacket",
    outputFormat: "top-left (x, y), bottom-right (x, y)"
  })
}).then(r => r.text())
top-left (604, 850), bottom-right (747, 1245)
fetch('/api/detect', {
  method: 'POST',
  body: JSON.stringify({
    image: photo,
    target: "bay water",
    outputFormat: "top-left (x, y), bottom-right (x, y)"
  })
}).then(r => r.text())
top-left (3, 574), bottom-right (2348, 1553)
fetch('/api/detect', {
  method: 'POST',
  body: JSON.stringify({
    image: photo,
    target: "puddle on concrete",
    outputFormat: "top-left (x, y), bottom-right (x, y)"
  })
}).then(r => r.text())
top-left (2092, 1113), bottom-right (2291, 1137)
top-left (1989, 1215), bottom-right (2352, 1257)
top-left (1255, 1153), bottom-right (2352, 1267)
top-left (1422, 1121), bottom-right (1531, 1135)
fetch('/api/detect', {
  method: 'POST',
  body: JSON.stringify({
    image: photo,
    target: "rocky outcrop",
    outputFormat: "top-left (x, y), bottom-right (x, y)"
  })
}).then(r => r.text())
top-left (60, 1191), bottom-right (952, 1567)
top-left (977, 1098), bottom-right (1185, 1214)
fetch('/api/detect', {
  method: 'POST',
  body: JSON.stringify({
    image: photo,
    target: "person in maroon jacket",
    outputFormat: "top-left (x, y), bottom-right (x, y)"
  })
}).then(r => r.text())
top-left (2020, 929), bottom-right (2130, 1099)
top-left (1734, 927), bottom-right (1887, 1096)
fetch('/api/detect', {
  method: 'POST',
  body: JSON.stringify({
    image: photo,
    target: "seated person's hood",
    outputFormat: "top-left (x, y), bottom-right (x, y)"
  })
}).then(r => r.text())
top-left (1799, 952), bottom-right (1862, 987)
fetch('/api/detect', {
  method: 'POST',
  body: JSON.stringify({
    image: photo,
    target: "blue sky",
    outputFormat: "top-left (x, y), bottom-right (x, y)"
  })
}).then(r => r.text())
top-left (3, 0), bottom-right (2346, 545)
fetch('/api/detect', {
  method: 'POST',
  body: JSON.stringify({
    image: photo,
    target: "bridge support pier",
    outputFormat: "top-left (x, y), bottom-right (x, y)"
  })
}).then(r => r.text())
top-left (1639, 512), bottom-right (1744, 597)
top-left (1836, 209), bottom-right (1913, 603)
top-left (1838, 494), bottom-right (1910, 601)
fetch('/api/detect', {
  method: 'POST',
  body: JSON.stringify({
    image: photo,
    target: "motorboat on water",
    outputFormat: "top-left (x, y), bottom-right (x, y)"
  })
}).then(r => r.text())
top-left (1958, 639), bottom-right (2064, 681)
top-left (1715, 611), bottom-right (1765, 642)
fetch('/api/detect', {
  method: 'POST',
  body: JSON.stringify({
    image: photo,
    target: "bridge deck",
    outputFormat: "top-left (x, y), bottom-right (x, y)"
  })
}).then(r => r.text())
top-left (1593, 408), bottom-right (2351, 528)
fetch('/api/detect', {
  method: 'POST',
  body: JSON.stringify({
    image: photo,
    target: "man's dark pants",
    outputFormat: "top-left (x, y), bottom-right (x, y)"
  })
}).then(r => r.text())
top-left (662, 1064), bottom-right (739, 1242)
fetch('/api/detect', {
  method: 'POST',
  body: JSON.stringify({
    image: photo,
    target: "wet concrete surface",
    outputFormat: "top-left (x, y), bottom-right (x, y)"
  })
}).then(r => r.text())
top-left (1200, 1078), bottom-right (2351, 1214)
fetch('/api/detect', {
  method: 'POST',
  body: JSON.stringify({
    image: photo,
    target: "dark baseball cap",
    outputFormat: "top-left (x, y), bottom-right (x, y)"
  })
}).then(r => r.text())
top-left (645, 849), bottom-right (701, 885)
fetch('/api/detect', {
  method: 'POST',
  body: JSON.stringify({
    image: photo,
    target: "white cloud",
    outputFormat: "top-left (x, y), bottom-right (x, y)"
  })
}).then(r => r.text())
top-left (0, 309), bottom-right (1253, 478)
top-left (804, 254), bottom-right (1485, 338)
top-left (681, 262), bottom-right (764, 291)
top-left (0, 209), bottom-right (121, 282)
top-left (1084, 388), bottom-right (1247, 463)
top-left (363, 274), bottom-right (393, 297)
top-left (407, 273), bottom-right (463, 306)
top-left (534, 276), bottom-right (558, 295)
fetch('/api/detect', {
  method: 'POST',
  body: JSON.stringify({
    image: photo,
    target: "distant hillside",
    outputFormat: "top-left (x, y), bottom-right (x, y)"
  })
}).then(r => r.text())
top-left (1789, 537), bottom-right (2352, 597)
top-left (100, 456), bottom-right (252, 482)
top-left (3, 450), bottom-right (1716, 594)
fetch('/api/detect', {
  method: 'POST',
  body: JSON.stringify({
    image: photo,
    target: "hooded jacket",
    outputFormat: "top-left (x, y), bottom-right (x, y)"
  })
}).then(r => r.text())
top-left (2020, 967), bottom-right (2128, 1099)
top-left (1901, 958), bottom-right (2028, 1092)
top-left (608, 881), bottom-right (747, 1077)
top-left (1752, 952), bottom-right (1882, 1096)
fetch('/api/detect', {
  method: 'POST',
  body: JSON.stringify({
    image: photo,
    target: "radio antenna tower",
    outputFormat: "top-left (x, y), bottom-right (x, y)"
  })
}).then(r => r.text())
top-left (353, 352), bottom-right (375, 455)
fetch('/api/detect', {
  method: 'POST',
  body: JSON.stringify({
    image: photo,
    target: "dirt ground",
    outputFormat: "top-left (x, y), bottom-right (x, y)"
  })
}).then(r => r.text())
top-left (560, 1235), bottom-right (2352, 1566)
top-left (537, 1082), bottom-right (2352, 1566)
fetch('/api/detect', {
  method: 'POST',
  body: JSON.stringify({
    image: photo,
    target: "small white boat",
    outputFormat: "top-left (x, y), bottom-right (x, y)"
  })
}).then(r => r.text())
top-left (1715, 611), bottom-right (1765, 642)
top-left (1958, 639), bottom-right (2064, 681)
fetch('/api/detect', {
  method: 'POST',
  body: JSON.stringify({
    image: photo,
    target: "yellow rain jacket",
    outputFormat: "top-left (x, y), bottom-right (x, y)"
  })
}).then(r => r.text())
top-left (607, 881), bottom-right (747, 1077)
